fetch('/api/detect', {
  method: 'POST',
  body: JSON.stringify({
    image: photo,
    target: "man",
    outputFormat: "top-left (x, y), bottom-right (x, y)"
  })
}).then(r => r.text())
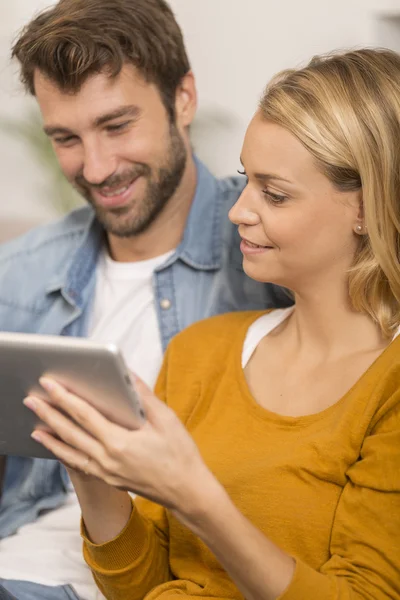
top-left (0, 1), bottom-right (288, 599)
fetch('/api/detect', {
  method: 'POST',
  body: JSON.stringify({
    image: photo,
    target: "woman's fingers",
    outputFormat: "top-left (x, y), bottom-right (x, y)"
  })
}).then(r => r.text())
top-left (24, 379), bottom-right (137, 482)
top-left (27, 399), bottom-right (134, 490)
top-left (24, 374), bottom-right (206, 507)
top-left (30, 428), bottom-right (103, 479)
top-left (38, 377), bottom-right (123, 443)
top-left (24, 394), bottom-right (104, 459)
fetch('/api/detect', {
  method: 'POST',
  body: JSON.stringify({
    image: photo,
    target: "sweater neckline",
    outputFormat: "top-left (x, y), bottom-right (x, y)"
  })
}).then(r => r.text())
top-left (233, 309), bottom-right (400, 426)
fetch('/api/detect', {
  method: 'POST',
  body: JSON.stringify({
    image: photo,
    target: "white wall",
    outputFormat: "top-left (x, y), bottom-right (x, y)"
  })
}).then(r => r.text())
top-left (0, 0), bottom-right (399, 229)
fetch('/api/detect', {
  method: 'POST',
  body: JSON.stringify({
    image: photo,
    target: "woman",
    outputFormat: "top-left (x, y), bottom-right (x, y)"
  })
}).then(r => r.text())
top-left (24, 48), bottom-right (400, 600)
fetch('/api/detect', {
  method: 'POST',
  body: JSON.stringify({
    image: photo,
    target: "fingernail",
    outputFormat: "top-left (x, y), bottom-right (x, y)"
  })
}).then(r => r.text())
top-left (24, 397), bottom-right (37, 410)
top-left (31, 431), bottom-right (42, 443)
top-left (39, 377), bottom-right (55, 391)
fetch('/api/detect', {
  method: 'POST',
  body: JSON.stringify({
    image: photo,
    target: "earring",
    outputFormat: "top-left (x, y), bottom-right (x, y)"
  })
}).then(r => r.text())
top-left (356, 225), bottom-right (363, 232)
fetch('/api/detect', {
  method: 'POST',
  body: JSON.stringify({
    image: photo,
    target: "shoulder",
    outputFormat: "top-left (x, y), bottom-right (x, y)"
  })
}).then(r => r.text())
top-left (0, 206), bottom-right (95, 322)
top-left (168, 311), bottom-right (264, 363)
top-left (216, 175), bottom-right (246, 207)
top-left (367, 337), bottom-right (400, 433)
top-left (157, 311), bottom-right (263, 420)
top-left (217, 175), bottom-right (246, 195)
top-left (0, 206), bottom-right (93, 265)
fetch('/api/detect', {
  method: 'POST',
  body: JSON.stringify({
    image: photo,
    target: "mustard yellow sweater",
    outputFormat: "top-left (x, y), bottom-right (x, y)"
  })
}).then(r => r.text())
top-left (83, 311), bottom-right (400, 600)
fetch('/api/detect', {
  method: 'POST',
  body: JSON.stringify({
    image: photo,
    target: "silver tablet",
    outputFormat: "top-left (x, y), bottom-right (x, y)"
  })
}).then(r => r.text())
top-left (0, 332), bottom-right (145, 459)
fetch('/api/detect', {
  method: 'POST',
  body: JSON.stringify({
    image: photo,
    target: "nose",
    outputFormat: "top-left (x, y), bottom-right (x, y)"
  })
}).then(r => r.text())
top-left (82, 140), bottom-right (117, 185)
top-left (228, 188), bottom-right (260, 226)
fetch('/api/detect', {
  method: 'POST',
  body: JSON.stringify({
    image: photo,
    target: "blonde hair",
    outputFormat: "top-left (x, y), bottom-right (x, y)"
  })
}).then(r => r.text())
top-left (260, 48), bottom-right (400, 338)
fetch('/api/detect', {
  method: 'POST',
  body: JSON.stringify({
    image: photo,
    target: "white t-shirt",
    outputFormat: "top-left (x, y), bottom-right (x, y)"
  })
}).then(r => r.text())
top-left (241, 308), bottom-right (294, 368)
top-left (89, 249), bottom-right (174, 388)
top-left (0, 248), bottom-right (173, 600)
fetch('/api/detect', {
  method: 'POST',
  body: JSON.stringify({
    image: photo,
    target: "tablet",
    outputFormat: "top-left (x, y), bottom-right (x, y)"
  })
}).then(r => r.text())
top-left (0, 332), bottom-right (145, 459)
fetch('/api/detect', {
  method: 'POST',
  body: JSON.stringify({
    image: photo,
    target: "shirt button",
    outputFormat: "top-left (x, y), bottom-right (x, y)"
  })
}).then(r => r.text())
top-left (160, 298), bottom-right (171, 310)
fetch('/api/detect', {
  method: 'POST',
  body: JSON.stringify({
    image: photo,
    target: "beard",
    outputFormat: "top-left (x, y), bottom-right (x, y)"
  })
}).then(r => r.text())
top-left (74, 124), bottom-right (187, 237)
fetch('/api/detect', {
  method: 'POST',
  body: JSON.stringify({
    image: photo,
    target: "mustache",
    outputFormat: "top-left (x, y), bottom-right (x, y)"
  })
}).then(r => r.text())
top-left (74, 164), bottom-right (150, 190)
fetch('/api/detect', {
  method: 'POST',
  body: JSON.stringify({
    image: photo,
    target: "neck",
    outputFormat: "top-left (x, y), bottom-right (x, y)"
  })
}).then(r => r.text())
top-left (106, 155), bottom-right (197, 262)
top-left (286, 275), bottom-right (387, 359)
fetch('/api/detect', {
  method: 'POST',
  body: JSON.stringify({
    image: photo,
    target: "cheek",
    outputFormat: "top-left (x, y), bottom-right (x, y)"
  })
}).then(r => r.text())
top-left (54, 149), bottom-right (82, 181)
top-left (263, 208), bottom-right (352, 257)
top-left (115, 128), bottom-right (168, 165)
top-left (287, 213), bottom-right (355, 264)
top-left (259, 210), bottom-right (301, 248)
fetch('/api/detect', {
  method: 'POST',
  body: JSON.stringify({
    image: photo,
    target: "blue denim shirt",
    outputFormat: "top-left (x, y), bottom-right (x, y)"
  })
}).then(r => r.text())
top-left (0, 158), bottom-right (290, 538)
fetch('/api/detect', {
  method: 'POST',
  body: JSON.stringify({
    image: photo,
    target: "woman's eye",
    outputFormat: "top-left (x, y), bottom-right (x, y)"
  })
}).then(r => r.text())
top-left (262, 190), bottom-right (287, 204)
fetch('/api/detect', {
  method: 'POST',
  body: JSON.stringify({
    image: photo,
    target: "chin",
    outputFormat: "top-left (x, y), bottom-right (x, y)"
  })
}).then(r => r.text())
top-left (242, 262), bottom-right (290, 288)
top-left (95, 210), bottom-right (138, 237)
top-left (242, 261), bottom-right (273, 281)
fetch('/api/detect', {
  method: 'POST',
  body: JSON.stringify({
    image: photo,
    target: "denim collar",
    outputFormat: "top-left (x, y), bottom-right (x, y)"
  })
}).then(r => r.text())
top-left (45, 214), bottom-right (102, 309)
top-left (46, 157), bottom-right (222, 307)
top-left (166, 156), bottom-right (222, 271)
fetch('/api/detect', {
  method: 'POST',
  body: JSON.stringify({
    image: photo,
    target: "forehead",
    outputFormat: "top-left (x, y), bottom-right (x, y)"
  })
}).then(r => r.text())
top-left (33, 65), bottom-right (163, 128)
top-left (242, 113), bottom-right (317, 182)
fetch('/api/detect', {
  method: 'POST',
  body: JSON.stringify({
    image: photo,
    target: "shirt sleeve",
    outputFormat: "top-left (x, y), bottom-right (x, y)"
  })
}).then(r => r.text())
top-left (81, 351), bottom-right (172, 600)
top-left (278, 390), bottom-right (400, 600)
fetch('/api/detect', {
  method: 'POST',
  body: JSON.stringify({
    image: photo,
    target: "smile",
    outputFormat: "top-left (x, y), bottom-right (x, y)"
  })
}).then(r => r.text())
top-left (91, 176), bottom-right (142, 209)
top-left (99, 184), bottom-right (132, 197)
top-left (98, 176), bottom-right (137, 198)
top-left (244, 240), bottom-right (267, 249)
top-left (240, 238), bottom-right (274, 255)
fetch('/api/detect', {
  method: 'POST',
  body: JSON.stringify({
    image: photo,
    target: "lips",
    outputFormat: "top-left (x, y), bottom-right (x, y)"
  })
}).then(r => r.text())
top-left (244, 240), bottom-right (267, 249)
top-left (241, 237), bottom-right (272, 249)
top-left (239, 236), bottom-right (274, 256)
top-left (99, 183), bottom-right (132, 197)
top-left (98, 176), bottom-right (137, 198)
top-left (90, 176), bottom-right (142, 209)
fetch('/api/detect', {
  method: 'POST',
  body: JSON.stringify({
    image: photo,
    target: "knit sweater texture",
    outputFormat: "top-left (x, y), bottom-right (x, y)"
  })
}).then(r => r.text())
top-left (83, 311), bottom-right (400, 599)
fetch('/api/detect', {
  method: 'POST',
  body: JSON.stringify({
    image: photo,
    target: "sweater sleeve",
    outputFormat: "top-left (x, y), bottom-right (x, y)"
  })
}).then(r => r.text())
top-left (82, 352), bottom-right (172, 600)
top-left (278, 390), bottom-right (400, 600)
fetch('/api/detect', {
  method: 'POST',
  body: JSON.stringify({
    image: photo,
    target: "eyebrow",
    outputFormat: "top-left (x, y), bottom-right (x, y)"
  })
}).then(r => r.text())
top-left (95, 105), bottom-right (141, 127)
top-left (43, 104), bottom-right (141, 137)
top-left (254, 173), bottom-right (293, 185)
top-left (239, 157), bottom-right (293, 185)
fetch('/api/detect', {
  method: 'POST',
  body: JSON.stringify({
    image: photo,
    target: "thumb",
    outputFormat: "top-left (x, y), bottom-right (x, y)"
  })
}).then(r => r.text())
top-left (130, 372), bottom-right (171, 425)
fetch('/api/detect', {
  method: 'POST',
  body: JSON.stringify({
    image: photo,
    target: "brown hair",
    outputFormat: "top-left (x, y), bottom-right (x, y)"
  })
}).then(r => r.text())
top-left (259, 49), bottom-right (400, 337)
top-left (11, 0), bottom-right (191, 121)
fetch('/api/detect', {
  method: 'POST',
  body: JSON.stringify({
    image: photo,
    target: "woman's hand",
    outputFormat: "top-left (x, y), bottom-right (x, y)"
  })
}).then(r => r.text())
top-left (24, 378), bottom-right (297, 600)
top-left (23, 376), bottom-right (214, 518)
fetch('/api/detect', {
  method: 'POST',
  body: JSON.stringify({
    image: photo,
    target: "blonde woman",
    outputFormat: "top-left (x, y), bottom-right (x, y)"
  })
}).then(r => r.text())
top-left (24, 48), bottom-right (400, 600)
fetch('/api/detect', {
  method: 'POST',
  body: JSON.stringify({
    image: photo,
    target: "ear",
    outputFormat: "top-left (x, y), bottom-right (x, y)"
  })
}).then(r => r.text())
top-left (175, 71), bottom-right (197, 128)
top-left (352, 190), bottom-right (367, 235)
top-left (356, 190), bottom-right (364, 221)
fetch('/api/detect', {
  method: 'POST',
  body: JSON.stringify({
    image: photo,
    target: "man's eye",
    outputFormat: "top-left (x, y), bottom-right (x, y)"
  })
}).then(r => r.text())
top-left (106, 122), bottom-right (129, 132)
top-left (54, 136), bottom-right (77, 145)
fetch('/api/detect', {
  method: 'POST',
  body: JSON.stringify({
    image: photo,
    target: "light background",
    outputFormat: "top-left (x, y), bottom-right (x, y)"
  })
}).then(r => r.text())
top-left (0, 0), bottom-right (399, 234)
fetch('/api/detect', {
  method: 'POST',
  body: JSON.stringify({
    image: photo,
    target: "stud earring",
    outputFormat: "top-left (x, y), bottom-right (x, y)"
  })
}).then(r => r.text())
top-left (356, 225), bottom-right (363, 233)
